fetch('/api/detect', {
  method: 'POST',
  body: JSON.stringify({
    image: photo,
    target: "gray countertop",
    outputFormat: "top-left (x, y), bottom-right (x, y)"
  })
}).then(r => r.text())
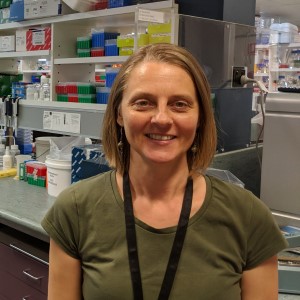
top-left (0, 175), bottom-right (300, 299)
top-left (0, 177), bottom-right (55, 242)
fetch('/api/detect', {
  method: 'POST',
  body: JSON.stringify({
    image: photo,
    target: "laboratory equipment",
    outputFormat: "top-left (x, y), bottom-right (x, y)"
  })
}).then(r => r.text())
top-left (178, 15), bottom-right (255, 151)
top-left (260, 92), bottom-right (300, 294)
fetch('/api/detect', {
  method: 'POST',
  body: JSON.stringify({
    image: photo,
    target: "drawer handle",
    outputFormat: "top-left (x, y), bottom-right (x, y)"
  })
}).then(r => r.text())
top-left (22, 296), bottom-right (30, 300)
top-left (9, 243), bottom-right (49, 265)
top-left (22, 269), bottom-right (44, 281)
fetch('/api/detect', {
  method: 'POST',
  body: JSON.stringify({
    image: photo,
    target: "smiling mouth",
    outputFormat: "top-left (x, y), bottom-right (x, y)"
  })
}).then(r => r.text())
top-left (146, 134), bottom-right (175, 141)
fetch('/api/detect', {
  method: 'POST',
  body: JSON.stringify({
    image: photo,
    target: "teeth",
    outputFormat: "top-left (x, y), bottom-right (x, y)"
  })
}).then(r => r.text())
top-left (148, 134), bottom-right (173, 141)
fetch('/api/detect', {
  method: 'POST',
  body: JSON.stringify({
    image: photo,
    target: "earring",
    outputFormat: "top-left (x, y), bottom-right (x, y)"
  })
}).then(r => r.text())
top-left (191, 144), bottom-right (197, 153)
top-left (117, 127), bottom-right (123, 154)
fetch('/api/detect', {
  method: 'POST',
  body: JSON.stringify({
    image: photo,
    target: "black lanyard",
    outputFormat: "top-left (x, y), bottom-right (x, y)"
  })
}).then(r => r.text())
top-left (123, 172), bottom-right (193, 300)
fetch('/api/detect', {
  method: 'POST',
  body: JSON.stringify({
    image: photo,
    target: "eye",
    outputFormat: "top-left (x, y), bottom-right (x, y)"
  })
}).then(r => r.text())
top-left (132, 99), bottom-right (153, 110)
top-left (172, 100), bottom-right (190, 110)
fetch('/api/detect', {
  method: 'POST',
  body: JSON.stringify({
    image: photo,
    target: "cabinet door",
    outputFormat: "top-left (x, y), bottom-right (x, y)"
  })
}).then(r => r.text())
top-left (0, 269), bottom-right (47, 300)
top-left (0, 243), bottom-right (48, 295)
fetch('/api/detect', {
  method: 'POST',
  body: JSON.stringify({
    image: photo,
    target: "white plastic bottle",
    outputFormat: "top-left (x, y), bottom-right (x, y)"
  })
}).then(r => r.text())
top-left (10, 144), bottom-right (20, 167)
top-left (3, 146), bottom-right (13, 170)
top-left (0, 144), bottom-right (5, 168)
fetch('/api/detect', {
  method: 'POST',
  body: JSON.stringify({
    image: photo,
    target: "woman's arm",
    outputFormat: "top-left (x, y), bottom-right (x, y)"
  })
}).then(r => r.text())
top-left (48, 238), bottom-right (82, 300)
top-left (241, 255), bottom-right (279, 300)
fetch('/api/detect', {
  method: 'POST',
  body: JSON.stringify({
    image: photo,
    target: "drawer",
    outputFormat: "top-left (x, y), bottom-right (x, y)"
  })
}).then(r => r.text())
top-left (0, 243), bottom-right (11, 270)
top-left (0, 269), bottom-right (47, 300)
top-left (0, 243), bottom-right (48, 294)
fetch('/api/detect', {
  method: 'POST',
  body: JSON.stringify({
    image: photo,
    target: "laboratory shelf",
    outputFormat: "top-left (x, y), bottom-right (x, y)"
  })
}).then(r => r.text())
top-left (270, 68), bottom-right (300, 72)
top-left (54, 56), bottom-right (128, 65)
top-left (254, 72), bottom-right (269, 77)
top-left (0, 1), bottom-right (174, 31)
top-left (0, 50), bottom-right (50, 59)
top-left (0, 0), bottom-right (178, 137)
top-left (18, 101), bottom-right (107, 139)
top-left (22, 70), bottom-right (51, 74)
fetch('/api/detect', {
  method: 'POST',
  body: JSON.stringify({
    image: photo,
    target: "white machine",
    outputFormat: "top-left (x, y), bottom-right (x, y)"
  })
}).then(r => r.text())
top-left (261, 92), bottom-right (300, 227)
top-left (260, 91), bottom-right (300, 294)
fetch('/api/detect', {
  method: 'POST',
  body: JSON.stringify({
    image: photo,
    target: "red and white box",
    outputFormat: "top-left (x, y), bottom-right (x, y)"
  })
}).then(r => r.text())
top-left (26, 27), bottom-right (51, 51)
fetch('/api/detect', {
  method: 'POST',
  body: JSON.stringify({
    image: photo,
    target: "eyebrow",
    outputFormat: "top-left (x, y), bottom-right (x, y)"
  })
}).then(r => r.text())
top-left (128, 91), bottom-right (196, 102)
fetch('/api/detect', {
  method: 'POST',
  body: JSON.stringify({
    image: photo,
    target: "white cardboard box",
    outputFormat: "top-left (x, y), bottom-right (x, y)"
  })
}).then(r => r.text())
top-left (0, 35), bottom-right (15, 52)
top-left (24, 0), bottom-right (74, 20)
top-left (16, 29), bottom-right (27, 52)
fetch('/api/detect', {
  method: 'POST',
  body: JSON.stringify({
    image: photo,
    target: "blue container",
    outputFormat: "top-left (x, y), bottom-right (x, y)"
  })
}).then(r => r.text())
top-left (105, 68), bottom-right (119, 88)
top-left (92, 31), bottom-right (119, 48)
top-left (18, 143), bottom-right (33, 155)
top-left (105, 44), bottom-right (118, 56)
top-left (96, 87), bottom-right (111, 104)
top-left (9, 0), bottom-right (25, 22)
top-left (108, 0), bottom-right (133, 8)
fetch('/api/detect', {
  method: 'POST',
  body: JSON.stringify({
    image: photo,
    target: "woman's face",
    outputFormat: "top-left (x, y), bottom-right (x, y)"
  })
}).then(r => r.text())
top-left (117, 61), bottom-right (199, 168)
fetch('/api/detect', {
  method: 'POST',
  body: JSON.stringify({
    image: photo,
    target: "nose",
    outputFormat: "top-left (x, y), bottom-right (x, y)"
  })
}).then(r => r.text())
top-left (150, 106), bottom-right (173, 126)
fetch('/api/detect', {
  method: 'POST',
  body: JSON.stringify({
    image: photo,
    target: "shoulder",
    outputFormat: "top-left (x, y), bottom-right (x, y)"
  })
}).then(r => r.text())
top-left (51, 170), bottom-right (115, 212)
top-left (205, 175), bottom-right (288, 268)
top-left (205, 175), bottom-right (275, 227)
top-left (207, 175), bottom-right (258, 208)
top-left (61, 170), bottom-right (114, 197)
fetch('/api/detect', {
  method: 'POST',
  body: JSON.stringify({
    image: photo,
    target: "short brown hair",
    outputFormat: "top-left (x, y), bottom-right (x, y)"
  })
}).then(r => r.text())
top-left (102, 43), bottom-right (217, 175)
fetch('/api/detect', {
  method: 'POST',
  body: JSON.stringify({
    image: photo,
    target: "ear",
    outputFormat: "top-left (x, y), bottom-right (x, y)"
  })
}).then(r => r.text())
top-left (117, 106), bottom-right (124, 126)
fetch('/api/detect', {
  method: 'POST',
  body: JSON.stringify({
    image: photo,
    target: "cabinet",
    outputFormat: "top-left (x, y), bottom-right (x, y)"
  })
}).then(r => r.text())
top-left (0, 225), bottom-right (49, 300)
top-left (0, 0), bottom-right (178, 138)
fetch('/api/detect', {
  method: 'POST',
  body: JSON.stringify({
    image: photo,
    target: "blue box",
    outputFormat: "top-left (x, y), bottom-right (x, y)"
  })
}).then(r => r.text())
top-left (92, 31), bottom-right (119, 48)
top-left (9, 0), bottom-right (24, 22)
top-left (108, 0), bottom-right (133, 8)
top-left (71, 144), bottom-right (109, 183)
top-left (18, 143), bottom-right (33, 154)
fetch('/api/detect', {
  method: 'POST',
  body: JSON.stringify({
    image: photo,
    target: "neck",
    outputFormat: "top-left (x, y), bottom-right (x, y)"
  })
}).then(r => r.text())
top-left (121, 162), bottom-right (190, 203)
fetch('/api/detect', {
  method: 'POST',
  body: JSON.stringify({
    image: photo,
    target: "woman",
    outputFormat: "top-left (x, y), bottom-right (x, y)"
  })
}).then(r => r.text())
top-left (42, 43), bottom-right (287, 300)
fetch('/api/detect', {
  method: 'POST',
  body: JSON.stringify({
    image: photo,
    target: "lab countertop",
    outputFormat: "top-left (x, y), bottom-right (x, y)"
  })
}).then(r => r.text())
top-left (1, 177), bottom-right (300, 299)
top-left (0, 177), bottom-right (55, 242)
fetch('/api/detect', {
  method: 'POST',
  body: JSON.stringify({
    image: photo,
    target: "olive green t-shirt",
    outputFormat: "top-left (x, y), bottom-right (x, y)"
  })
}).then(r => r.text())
top-left (42, 170), bottom-right (287, 300)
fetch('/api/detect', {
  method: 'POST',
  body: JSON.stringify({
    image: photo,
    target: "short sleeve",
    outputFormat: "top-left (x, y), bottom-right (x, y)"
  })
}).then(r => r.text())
top-left (244, 193), bottom-right (288, 270)
top-left (41, 186), bottom-right (80, 259)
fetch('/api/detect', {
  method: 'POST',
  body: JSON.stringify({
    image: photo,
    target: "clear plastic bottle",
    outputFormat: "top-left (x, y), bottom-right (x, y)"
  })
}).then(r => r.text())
top-left (34, 82), bottom-right (41, 101)
top-left (26, 84), bottom-right (36, 100)
top-left (3, 146), bottom-right (13, 170)
top-left (40, 76), bottom-right (50, 101)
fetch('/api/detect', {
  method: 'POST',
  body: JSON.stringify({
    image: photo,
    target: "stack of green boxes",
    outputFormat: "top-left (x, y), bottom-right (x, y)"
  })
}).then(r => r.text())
top-left (77, 82), bottom-right (96, 103)
top-left (56, 82), bottom-right (96, 103)
top-left (77, 36), bottom-right (91, 57)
